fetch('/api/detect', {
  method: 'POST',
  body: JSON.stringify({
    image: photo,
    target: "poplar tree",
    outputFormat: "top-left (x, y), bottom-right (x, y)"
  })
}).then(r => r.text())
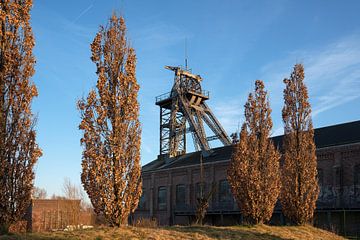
top-left (228, 80), bottom-right (280, 224)
top-left (280, 63), bottom-right (319, 225)
top-left (0, 0), bottom-right (42, 234)
top-left (78, 14), bottom-right (142, 226)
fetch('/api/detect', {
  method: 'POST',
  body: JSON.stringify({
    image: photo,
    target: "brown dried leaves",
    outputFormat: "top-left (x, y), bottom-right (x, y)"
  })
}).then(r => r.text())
top-left (228, 80), bottom-right (280, 224)
top-left (280, 64), bottom-right (319, 225)
top-left (78, 14), bottom-right (141, 227)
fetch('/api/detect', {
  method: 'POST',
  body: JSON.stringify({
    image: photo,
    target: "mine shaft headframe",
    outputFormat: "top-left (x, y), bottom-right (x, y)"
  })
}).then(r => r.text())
top-left (157, 65), bottom-right (231, 159)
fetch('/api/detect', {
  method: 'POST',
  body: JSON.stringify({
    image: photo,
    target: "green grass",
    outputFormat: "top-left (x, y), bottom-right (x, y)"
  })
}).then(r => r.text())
top-left (0, 225), bottom-right (346, 240)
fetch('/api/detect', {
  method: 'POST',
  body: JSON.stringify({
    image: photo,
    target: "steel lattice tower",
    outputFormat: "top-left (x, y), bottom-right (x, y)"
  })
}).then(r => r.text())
top-left (156, 66), bottom-right (231, 158)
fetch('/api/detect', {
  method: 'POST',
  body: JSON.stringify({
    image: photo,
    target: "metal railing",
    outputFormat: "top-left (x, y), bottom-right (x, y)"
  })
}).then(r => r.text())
top-left (155, 92), bottom-right (171, 103)
top-left (156, 90), bottom-right (210, 104)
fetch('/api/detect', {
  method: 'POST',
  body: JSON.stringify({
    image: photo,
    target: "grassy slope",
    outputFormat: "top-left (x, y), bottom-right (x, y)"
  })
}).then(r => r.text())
top-left (0, 225), bottom-right (345, 240)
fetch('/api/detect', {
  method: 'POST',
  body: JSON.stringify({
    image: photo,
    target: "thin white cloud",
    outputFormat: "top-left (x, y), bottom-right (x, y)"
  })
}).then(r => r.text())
top-left (212, 33), bottom-right (360, 137)
top-left (311, 69), bottom-right (360, 117)
top-left (261, 33), bottom-right (360, 118)
top-left (72, 3), bottom-right (94, 24)
top-left (304, 36), bottom-right (360, 117)
top-left (133, 22), bottom-right (190, 53)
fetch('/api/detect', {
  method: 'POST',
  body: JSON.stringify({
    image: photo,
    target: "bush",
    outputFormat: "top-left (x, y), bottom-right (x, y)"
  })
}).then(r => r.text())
top-left (132, 217), bottom-right (158, 228)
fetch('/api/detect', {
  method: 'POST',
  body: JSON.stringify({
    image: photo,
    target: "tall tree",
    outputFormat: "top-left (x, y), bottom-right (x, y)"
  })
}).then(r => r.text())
top-left (62, 177), bottom-right (82, 200)
top-left (0, 0), bottom-right (42, 234)
top-left (62, 177), bottom-right (91, 211)
top-left (280, 63), bottom-right (319, 225)
top-left (78, 14), bottom-right (142, 227)
top-left (228, 80), bottom-right (280, 224)
top-left (32, 186), bottom-right (47, 199)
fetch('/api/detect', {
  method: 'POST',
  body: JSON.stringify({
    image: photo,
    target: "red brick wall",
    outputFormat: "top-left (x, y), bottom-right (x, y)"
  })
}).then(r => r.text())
top-left (26, 199), bottom-right (95, 232)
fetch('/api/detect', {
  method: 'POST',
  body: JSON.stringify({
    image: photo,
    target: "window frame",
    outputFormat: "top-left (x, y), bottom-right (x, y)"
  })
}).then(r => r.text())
top-left (176, 184), bottom-right (186, 206)
top-left (218, 179), bottom-right (232, 204)
top-left (317, 168), bottom-right (324, 187)
top-left (195, 182), bottom-right (206, 200)
top-left (158, 186), bottom-right (167, 211)
top-left (354, 164), bottom-right (360, 186)
top-left (138, 189), bottom-right (146, 210)
top-left (334, 166), bottom-right (343, 187)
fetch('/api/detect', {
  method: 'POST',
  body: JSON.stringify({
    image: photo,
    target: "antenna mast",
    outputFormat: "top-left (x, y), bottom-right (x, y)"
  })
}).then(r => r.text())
top-left (185, 38), bottom-right (188, 70)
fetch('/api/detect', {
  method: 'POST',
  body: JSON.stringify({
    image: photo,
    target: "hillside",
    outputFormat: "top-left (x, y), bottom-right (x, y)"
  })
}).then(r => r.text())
top-left (0, 225), bottom-right (346, 240)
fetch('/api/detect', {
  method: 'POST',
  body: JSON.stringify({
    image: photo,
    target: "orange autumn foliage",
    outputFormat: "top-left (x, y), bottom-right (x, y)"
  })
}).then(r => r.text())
top-left (0, 0), bottom-right (42, 234)
top-left (78, 14), bottom-right (142, 226)
top-left (228, 80), bottom-right (280, 224)
top-left (280, 64), bottom-right (319, 225)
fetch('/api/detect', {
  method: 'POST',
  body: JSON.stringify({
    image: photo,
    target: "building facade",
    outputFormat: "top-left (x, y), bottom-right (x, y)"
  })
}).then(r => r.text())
top-left (134, 120), bottom-right (360, 236)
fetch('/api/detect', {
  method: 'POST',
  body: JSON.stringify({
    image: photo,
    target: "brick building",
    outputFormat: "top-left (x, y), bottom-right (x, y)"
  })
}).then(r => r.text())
top-left (23, 199), bottom-right (95, 232)
top-left (134, 120), bottom-right (360, 236)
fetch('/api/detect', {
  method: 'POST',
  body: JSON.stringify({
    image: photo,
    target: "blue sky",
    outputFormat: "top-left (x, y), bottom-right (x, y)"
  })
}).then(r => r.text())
top-left (31, 0), bottom-right (360, 196)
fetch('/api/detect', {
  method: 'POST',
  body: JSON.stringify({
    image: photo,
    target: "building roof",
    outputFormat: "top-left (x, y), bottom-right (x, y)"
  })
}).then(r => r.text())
top-left (142, 120), bottom-right (360, 172)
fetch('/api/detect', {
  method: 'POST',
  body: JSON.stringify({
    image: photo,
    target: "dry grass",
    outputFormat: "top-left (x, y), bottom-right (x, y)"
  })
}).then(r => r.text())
top-left (132, 218), bottom-right (158, 228)
top-left (0, 224), bottom-right (345, 240)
